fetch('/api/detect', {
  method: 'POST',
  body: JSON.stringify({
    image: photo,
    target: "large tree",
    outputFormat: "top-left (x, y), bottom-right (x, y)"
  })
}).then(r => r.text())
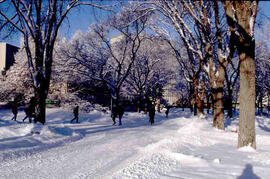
top-left (222, 1), bottom-right (258, 149)
top-left (59, 4), bottom-right (150, 116)
top-left (124, 36), bottom-right (175, 112)
top-left (0, 0), bottom-right (115, 124)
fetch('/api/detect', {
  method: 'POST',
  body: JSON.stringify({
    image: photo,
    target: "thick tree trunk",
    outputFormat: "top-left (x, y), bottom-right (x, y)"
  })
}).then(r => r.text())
top-left (238, 51), bottom-right (256, 148)
top-left (32, 53), bottom-right (51, 125)
top-left (237, 4), bottom-right (257, 149)
top-left (33, 73), bottom-right (48, 125)
top-left (212, 72), bottom-right (225, 130)
top-left (223, 1), bottom-right (258, 149)
top-left (34, 90), bottom-right (46, 124)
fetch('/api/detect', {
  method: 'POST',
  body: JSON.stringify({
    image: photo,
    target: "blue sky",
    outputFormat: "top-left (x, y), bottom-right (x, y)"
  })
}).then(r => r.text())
top-left (3, 1), bottom-right (270, 47)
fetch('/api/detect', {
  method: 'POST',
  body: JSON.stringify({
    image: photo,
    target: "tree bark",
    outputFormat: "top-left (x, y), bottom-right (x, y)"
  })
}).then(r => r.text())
top-left (207, 94), bottom-right (210, 114)
top-left (223, 1), bottom-right (258, 149)
top-left (193, 77), bottom-right (203, 117)
top-left (189, 82), bottom-right (194, 113)
top-left (212, 67), bottom-right (225, 130)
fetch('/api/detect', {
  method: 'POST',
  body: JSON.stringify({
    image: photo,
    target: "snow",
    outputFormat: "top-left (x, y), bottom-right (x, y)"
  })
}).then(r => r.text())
top-left (204, 64), bottom-right (210, 74)
top-left (238, 146), bottom-right (256, 153)
top-left (1, 108), bottom-right (270, 178)
top-left (215, 70), bottom-right (219, 78)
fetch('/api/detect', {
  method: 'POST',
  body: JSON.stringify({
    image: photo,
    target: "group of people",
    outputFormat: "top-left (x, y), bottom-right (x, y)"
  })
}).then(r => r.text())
top-left (10, 99), bottom-right (170, 125)
top-left (110, 103), bottom-right (170, 126)
top-left (10, 97), bottom-right (36, 123)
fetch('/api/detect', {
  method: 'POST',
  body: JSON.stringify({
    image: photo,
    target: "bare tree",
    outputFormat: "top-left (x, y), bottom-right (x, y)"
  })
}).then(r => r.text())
top-left (0, 0), bottom-right (116, 124)
top-left (124, 36), bottom-right (174, 112)
top-left (60, 5), bottom-right (149, 113)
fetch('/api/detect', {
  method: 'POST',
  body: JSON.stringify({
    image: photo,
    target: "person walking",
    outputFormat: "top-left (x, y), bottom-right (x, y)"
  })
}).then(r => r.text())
top-left (22, 97), bottom-right (35, 123)
top-left (118, 105), bottom-right (124, 126)
top-left (22, 105), bottom-right (35, 123)
top-left (165, 106), bottom-right (170, 118)
top-left (149, 105), bottom-right (155, 125)
top-left (71, 105), bottom-right (79, 123)
top-left (11, 101), bottom-right (18, 121)
top-left (111, 104), bottom-right (117, 125)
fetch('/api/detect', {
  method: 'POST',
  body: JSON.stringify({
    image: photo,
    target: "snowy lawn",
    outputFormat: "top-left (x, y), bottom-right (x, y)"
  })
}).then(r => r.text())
top-left (0, 108), bottom-right (270, 178)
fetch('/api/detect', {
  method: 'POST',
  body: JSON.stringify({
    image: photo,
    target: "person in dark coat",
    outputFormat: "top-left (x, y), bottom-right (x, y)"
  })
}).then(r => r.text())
top-left (111, 105), bottom-right (117, 125)
top-left (165, 106), bottom-right (170, 118)
top-left (22, 104), bottom-right (35, 123)
top-left (149, 105), bottom-right (155, 125)
top-left (22, 106), bottom-right (32, 123)
top-left (71, 105), bottom-right (79, 123)
top-left (118, 105), bottom-right (124, 126)
top-left (22, 97), bottom-right (35, 123)
top-left (11, 101), bottom-right (18, 121)
top-left (111, 104), bottom-right (125, 126)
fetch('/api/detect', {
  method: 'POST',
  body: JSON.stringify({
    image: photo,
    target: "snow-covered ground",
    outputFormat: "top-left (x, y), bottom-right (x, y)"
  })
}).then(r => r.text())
top-left (0, 108), bottom-right (270, 179)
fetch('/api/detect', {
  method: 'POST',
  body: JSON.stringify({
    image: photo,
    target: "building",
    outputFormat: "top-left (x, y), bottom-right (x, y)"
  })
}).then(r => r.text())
top-left (0, 42), bottom-right (19, 73)
top-left (161, 78), bottom-right (181, 105)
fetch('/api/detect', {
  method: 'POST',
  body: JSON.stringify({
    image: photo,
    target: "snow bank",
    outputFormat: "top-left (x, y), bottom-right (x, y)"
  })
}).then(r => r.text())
top-left (238, 145), bottom-right (256, 153)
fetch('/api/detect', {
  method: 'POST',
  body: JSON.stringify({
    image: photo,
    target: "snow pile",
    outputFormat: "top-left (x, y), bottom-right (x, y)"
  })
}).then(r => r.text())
top-left (212, 158), bottom-right (221, 164)
top-left (238, 145), bottom-right (257, 153)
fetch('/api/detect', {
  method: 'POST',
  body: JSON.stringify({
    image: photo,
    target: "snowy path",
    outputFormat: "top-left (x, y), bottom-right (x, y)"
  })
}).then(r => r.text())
top-left (1, 108), bottom-right (270, 178)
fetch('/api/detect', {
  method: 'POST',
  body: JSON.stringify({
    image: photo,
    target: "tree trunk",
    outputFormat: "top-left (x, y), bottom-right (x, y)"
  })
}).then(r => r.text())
top-left (137, 96), bottom-right (142, 113)
top-left (238, 49), bottom-right (256, 148)
top-left (189, 82), bottom-right (194, 113)
top-left (32, 53), bottom-right (52, 125)
top-left (223, 1), bottom-right (258, 149)
top-left (34, 90), bottom-right (46, 124)
top-left (268, 93), bottom-right (270, 116)
top-left (192, 78), bottom-right (198, 116)
top-left (193, 77), bottom-right (203, 117)
top-left (212, 72), bottom-right (225, 130)
top-left (207, 94), bottom-right (210, 114)
top-left (227, 88), bottom-right (233, 118)
top-left (157, 97), bottom-right (161, 113)
top-left (33, 73), bottom-right (48, 125)
top-left (258, 95), bottom-right (263, 116)
top-left (190, 103), bottom-right (194, 113)
top-left (193, 102), bottom-right (197, 116)
top-left (238, 4), bottom-right (257, 149)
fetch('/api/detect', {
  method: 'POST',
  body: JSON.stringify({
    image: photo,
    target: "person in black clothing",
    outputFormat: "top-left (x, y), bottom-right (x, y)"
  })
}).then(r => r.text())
top-left (111, 104), bottom-right (125, 126)
top-left (149, 105), bottom-right (155, 125)
top-left (11, 101), bottom-right (18, 121)
top-left (118, 105), bottom-right (124, 126)
top-left (22, 106), bottom-right (32, 123)
top-left (165, 106), bottom-right (170, 118)
top-left (111, 105), bottom-right (117, 125)
top-left (71, 105), bottom-right (79, 123)
top-left (22, 97), bottom-right (35, 123)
